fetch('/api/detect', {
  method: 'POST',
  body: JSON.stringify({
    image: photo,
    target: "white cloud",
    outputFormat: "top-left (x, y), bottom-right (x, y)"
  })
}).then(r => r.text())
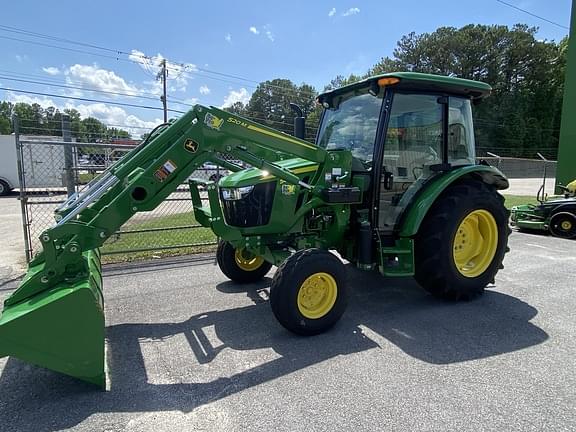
top-left (182, 97), bottom-right (199, 106)
top-left (71, 103), bottom-right (161, 135)
top-left (42, 66), bottom-right (61, 76)
top-left (225, 33), bottom-right (232, 43)
top-left (4, 91), bottom-right (161, 138)
top-left (342, 7), bottom-right (360, 16)
top-left (328, 8), bottom-right (336, 17)
top-left (199, 85), bottom-right (211, 95)
top-left (6, 92), bottom-right (57, 108)
top-left (263, 25), bottom-right (275, 42)
top-left (249, 25), bottom-right (274, 42)
top-left (66, 64), bottom-right (139, 96)
top-left (221, 88), bottom-right (250, 108)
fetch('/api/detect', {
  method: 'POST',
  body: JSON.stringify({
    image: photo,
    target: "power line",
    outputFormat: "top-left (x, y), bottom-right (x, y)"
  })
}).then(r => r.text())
top-left (0, 73), bottom-right (198, 108)
top-left (0, 74), bottom-right (161, 102)
top-left (0, 86), bottom-right (186, 113)
top-left (0, 25), bottom-right (319, 99)
top-left (0, 24), bottom-right (128, 55)
top-left (494, 0), bottom-right (569, 30)
top-left (0, 34), bottom-right (143, 65)
top-left (0, 68), bottom-right (196, 104)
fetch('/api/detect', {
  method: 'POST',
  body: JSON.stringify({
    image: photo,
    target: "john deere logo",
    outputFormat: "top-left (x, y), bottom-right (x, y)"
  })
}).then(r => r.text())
top-left (204, 113), bottom-right (224, 130)
top-left (184, 139), bottom-right (199, 153)
top-left (282, 184), bottom-right (297, 195)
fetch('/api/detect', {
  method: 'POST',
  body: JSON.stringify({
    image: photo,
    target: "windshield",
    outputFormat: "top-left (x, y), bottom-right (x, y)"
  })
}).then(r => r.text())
top-left (317, 88), bottom-right (383, 163)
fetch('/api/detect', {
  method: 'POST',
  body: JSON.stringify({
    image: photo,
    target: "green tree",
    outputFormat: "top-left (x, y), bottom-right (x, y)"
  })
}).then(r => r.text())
top-left (362, 24), bottom-right (564, 157)
top-left (244, 79), bottom-right (318, 137)
top-left (0, 117), bottom-right (10, 134)
top-left (224, 101), bottom-right (247, 116)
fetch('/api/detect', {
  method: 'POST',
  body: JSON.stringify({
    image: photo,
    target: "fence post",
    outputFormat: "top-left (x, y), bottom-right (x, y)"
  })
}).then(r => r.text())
top-left (14, 115), bottom-right (32, 262)
top-left (62, 114), bottom-right (75, 197)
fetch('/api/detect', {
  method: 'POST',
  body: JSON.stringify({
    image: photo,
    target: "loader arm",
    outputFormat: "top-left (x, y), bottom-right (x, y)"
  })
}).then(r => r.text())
top-left (8, 106), bottom-right (327, 307)
top-left (0, 105), bottom-right (332, 386)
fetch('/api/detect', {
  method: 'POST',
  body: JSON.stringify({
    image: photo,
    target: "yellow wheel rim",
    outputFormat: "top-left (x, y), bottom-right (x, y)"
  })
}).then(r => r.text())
top-left (452, 209), bottom-right (498, 278)
top-left (234, 249), bottom-right (264, 271)
top-left (297, 272), bottom-right (338, 319)
top-left (561, 220), bottom-right (573, 231)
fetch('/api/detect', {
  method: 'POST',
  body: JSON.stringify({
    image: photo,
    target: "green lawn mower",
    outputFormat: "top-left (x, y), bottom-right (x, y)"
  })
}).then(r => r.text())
top-left (510, 153), bottom-right (576, 238)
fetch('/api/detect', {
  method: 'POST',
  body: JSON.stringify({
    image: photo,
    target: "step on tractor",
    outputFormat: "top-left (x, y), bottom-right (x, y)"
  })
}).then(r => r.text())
top-left (0, 72), bottom-right (511, 387)
top-left (510, 153), bottom-right (576, 238)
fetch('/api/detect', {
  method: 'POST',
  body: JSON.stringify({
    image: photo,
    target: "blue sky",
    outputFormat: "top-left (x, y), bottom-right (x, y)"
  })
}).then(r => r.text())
top-left (0, 0), bottom-right (571, 135)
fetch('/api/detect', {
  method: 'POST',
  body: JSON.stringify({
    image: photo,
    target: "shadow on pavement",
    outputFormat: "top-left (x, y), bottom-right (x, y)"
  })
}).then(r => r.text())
top-left (0, 267), bottom-right (548, 431)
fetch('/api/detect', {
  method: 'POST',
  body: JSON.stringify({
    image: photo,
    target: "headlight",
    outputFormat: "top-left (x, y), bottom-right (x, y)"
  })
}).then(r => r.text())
top-left (221, 185), bottom-right (255, 200)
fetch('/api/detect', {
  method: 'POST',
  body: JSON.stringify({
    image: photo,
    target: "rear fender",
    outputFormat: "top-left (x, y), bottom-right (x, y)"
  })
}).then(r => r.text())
top-left (399, 165), bottom-right (508, 237)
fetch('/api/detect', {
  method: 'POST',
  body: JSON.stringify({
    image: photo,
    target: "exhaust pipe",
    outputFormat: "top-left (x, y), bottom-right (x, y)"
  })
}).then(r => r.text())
top-left (289, 103), bottom-right (306, 140)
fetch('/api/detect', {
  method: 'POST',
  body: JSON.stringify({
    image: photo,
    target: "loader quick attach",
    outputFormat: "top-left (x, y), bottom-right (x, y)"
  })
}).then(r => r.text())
top-left (0, 72), bottom-right (511, 387)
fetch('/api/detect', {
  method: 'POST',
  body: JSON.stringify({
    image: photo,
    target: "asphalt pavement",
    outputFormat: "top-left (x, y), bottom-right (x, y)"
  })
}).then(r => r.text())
top-left (0, 231), bottom-right (575, 431)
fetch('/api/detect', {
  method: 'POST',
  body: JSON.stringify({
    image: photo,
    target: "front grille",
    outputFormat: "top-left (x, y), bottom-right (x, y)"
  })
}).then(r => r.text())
top-left (221, 181), bottom-right (276, 227)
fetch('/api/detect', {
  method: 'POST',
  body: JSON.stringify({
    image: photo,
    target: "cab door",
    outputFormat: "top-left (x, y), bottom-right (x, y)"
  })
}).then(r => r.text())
top-left (376, 92), bottom-right (444, 234)
top-left (375, 92), bottom-right (477, 235)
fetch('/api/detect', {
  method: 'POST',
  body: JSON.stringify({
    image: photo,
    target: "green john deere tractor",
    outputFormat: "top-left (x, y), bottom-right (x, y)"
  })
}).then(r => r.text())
top-left (0, 72), bottom-right (510, 387)
top-left (510, 154), bottom-right (576, 238)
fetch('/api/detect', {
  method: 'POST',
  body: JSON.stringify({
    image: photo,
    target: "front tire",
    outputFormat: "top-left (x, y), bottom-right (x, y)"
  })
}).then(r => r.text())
top-left (216, 241), bottom-right (272, 283)
top-left (270, 249), bottom-right (348, 335)
top-left (415, 181), bottom-right (510, 300)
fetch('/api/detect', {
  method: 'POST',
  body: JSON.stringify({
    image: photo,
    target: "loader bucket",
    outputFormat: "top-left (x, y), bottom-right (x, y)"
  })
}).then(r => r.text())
top-left (0, 249), bottom-right (105, 387)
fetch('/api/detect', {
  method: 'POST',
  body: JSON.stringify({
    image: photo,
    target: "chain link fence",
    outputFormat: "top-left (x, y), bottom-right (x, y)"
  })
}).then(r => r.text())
top-left (14, 117), bottom-right (226, 263)
top-left (11, 116), bottom-right (559, 263)
top-left (477, 156), bottom-right (557, 178)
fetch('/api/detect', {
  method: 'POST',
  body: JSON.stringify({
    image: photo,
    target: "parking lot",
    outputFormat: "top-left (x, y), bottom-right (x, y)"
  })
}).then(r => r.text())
top-left (0, 230), bottom-right (574, 431)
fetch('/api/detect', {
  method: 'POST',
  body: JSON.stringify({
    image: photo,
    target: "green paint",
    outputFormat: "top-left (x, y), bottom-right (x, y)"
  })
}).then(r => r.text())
top-left (318, 71), bottom-right (492, 103)
top-left (0, 250), bottom-right (104, 387)
top-left (399, 165), bottom-right (509, 237)
top-left (557, 0), bottom-right (576, 187)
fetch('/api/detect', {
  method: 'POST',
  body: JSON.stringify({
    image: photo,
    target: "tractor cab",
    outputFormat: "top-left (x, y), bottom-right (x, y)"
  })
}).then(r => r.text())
top-left (316, 72), bottom-right (491, 235)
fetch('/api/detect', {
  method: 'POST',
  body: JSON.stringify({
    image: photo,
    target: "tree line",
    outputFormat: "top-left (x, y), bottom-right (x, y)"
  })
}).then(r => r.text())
top-left (228, 24), bottom-right (567, 158)
top-left (1, 24), bottom-right (567, 157)
top-left (0, 101), bottom-right (130, 142)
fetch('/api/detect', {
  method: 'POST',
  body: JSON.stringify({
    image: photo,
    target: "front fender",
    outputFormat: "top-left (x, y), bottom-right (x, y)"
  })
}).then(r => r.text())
top-left (399, 165), bottom-right (508, 237)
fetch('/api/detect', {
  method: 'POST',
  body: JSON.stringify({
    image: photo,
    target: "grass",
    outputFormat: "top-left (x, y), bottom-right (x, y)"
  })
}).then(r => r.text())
top-left (101, 212), bottom-right (217, 263)
top-left (501, 194), bottom-right (538, 209)
top-left (78, 172), bottom-right (98, 184)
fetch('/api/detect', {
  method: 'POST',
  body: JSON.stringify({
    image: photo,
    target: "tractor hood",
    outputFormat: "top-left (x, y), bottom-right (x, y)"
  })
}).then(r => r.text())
top-left (219, 158), bottom-right (319, 188)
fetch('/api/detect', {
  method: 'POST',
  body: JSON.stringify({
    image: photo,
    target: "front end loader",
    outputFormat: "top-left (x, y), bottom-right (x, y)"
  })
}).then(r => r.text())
top-left (0, 72), bottom-right (510, 387)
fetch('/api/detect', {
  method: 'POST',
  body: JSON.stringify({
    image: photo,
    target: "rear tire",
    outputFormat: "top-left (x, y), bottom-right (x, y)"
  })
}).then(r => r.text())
top-left (216, 241), bottom-right (272, 283)
top-left (414, 181), bottom-right (510, 300)
top-left (0, 180), bottom-right (10, 196)
top-left (549, 212), bottom-right (576, 239)
top-left (270, 249), bottom-right (348, 335)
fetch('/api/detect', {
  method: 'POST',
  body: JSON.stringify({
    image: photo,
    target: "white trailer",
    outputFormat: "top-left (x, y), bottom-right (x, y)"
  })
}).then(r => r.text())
top-left (0, 135), bottom-right (18, 195)
top-left (0, 135), bottom-right (66, 195)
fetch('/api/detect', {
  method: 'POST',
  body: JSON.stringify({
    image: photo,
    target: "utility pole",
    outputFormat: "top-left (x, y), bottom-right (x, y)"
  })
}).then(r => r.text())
top-left (157, 59), bottom-right (168, 123)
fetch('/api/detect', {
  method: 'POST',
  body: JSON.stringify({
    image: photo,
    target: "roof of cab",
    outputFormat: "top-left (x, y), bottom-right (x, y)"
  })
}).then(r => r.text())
top-left (317, 72), bottom-right (492, 102)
